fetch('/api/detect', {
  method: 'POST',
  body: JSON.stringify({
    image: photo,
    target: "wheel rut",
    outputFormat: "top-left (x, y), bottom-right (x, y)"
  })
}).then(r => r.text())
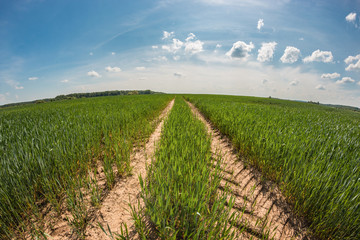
top-left (85, 99), bottom-right (174, 239)
top-left (186, 100), bottom-right (309, 240)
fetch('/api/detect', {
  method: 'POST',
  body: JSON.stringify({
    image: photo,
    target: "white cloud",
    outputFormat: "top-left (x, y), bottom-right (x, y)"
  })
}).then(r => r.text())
top-left (344, 54), bottom-right (360, 71)
top-left (135, 66), bottom-right (146, 71)
top-left (61, 79), bottom-right (69, 83)
top-left (105, 66), bottom-right (122, 72)
top-left (257, 42), bottom-right (277, 62)
top-left (184, 33), bottom-right (204, 54)
top-left (257, 18), bottom-right (264, 30)
top-left (174, 72), bottom-right (183, 77)
top-left (111, 52), bottom-right (116, 55)
top-left (216, 44), bottom-right (222, 48)
top-left (336, 77), bottom-right (355, 84)
top-left (28, 77), bottom-right (38, 81)
top-left (226, 41), bottom-right (254, 59)
top-left (345, 59), bottom-right (360, 71)
top-left (15, 85), bottom-right (24, 90)
top-left (321, 72), bottom-right (340, 79)
top-left (280, 46), bottom-right (301, 63)
top-left (299, 37), bottom-right (304, 41)
top-left (87, 70), bottom-right (101, 77)
top-left (162, 31), bottom-right (174, 40)
top-left (344, 54), bottom-right (360, 64)
top-left (290, 80), bottom-right (299, 86)
top-left (345, 12), bottom-right (357, 23)
top-left (185, 40), bottom-right (204, 54)
top-left (186, 33), bottom-right (196, 42)
top-left (162, 38), bottom-right (184, 53)
top-left (161, 33), bottom-right (204, 55)
top-left (152, 45), bottom-right (158, 49)
top-left (89, 52), bottom-right (93, 56)
top-left (303, 50), bottom-right (333, 63)
top-left (173, 55), bottom-right (180, 61)
top-left (316, 84), bottom-right (326, 90)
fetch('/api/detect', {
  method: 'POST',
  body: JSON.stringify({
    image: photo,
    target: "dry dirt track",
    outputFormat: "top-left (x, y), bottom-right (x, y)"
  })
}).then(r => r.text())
top-left (187, 101), bottom-right (309, 240)
top-left (85, 99), bottom-right (174, 239)
top-left (41, 99), bottom-right (174, 240)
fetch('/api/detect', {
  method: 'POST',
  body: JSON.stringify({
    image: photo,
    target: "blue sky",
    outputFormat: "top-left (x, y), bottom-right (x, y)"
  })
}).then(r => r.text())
top-left (1, 0), bottom-right (360, 107)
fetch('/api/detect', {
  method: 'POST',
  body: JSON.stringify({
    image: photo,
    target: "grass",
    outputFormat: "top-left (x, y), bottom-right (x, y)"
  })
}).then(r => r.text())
top-left (186, 94), bottom-right (360, 239)
top-left (133, 97), bottom-right (239, 239)
top-left (0, 94), bottom-right (172, 238)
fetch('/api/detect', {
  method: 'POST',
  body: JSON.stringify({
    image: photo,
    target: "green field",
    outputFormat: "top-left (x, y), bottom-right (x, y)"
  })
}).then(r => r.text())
top-left (135, 97), bottom-right (237, 239)
top-left (186, 94), bottom-right (360, 239)
top-left (1, 94), bottom-right (359, 239)
top-left (0, 94), bottom-right (172, 238)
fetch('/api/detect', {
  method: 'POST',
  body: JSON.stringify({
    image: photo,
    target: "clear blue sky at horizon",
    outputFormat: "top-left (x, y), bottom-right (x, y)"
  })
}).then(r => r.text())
top-left (1, 0), bottom-right (360, 107)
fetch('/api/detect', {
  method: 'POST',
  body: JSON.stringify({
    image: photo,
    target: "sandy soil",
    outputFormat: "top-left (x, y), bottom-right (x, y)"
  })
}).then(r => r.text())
top-left (36, 99), bottom-right (174, 240)
top-left (85, 99), bottom-right (174, 239)
top-left (186, 100), bottom-right (309, 240)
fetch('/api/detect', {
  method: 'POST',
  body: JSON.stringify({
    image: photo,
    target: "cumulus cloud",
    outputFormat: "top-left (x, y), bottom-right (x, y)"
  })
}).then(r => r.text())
top-left (316, 84), bottom-right (326, 90)
top-left (345, 12), bottom-right (357, 23)
top-left (61, 79), bottom-right (69, 83)
top-left (345, 60), bottom-right (360, 71)
top-left (105, 66), bottom-right (122, 72)
top-left (184, 37), bottom-right (204, 54)
top-left (290, 80), bottom-right (299, 86)
top-left (257, 19), bottom-right (264, 30)
top-left (344, 54), bottom-right (360, 64)
top-left (226, 41), bottom-right (254, 59)
top-left (257, 42), bottom-right (277, 62)
top-left (321, 72), bottom-right (340, 79)
top-left (15, 85), bottom-right (24, 90)
top-left (162, 38), bottom-right (184, 53)
top-left (152, 45), bottom-right (158, 49)
top-left (303, 50), bottom-right (333, 63)
top-left (135, 66), bottom-right (146, 71)
top-left (186, 33), bottom-right (196, 42)
top-left (216, 44), bottom-right (222, 48)
top-left (111, 52), bottom-right (116, 55)
top-left (161, 32), bottom-right (204, 55)
top-left (336, 77), bottom-right (355, 84)
top-left (162, 31), bottom-right (174, 40)
top-left (280, 46), bottom-right (301, 63)
top-left (28, 77), bottom-right (38, 81)
top-left (344, 54), bottom-right (360, 71)
top-left (87, 70), bottom-right (101, 77)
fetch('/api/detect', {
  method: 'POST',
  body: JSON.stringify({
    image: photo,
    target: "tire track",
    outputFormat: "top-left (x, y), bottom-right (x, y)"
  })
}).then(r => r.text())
top-left (85, 99), bottom-right (174, 240)
top-left (186, 100), bottom-right (309, 240)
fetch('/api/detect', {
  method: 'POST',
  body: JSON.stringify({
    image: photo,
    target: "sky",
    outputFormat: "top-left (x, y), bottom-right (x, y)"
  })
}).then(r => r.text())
top-left (1, 0), bottom-right (360, 107)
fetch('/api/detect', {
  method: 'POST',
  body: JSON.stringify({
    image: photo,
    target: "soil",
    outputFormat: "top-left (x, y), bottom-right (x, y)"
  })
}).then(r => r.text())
top-left (186, 100), bottom-right (310, 240)
top-left (38, 99), bottom-right (174, 240)
top-left (85, 99), bottom-right (174, 239)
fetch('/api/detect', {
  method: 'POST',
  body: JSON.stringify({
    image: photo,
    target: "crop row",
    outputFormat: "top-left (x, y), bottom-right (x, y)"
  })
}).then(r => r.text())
top-left (186, 94), bottom-right (360, 239)
top-left (0, 95), bottom-right (172, 238)
top-left (133, 97), bottom-right (238, 239)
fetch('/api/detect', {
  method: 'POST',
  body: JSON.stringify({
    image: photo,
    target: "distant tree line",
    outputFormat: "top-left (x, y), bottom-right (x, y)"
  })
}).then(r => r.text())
top-left (1, 90), bottom-right (163, 108)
